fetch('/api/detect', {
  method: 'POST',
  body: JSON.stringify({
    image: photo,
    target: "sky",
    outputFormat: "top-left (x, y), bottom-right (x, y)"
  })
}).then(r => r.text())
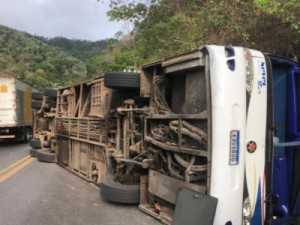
top-left (0, 0), bottom-right (123, 41)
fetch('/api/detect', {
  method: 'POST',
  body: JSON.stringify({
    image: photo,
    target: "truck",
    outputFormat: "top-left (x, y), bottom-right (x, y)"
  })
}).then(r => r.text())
top-left (0, 74), bottom-right (35, 141)
top-left (49, 45), bottom-right (299, 225)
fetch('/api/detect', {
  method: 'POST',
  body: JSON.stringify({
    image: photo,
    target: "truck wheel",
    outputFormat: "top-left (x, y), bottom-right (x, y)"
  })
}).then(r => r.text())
top-left (100, 176), bottom-right (140, 204)
top-left (31, 92), bottom-right (44, 100)
top-left (22, 128), bottom-right (30, 142)
top-left (44, 88), bottom-right (57, 98)
top-left (36, 149), bottom-right (56, 163)
top-left (29, 148), bottom-right (38, 157)
top-left (29, 139), bottom-right (41, 149)
top-left (104, 72), bottom-right (140, 89)
top-left (31, 100), bottom-right (42, 109)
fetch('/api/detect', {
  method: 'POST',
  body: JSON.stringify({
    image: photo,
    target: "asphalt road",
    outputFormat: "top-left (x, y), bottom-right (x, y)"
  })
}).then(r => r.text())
top-left (0, 141), bottom-right (31, 170)
top-left (0, 141), bottom-right (162, 225)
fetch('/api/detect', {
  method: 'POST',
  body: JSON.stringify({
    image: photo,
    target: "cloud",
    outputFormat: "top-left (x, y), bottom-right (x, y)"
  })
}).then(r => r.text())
top-left (0, 0), bottom-right (122, 41)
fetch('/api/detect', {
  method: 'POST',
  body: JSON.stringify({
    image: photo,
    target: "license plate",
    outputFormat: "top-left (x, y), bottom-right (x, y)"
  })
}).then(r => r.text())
top-left (229, 130), bottom-right (240, 165)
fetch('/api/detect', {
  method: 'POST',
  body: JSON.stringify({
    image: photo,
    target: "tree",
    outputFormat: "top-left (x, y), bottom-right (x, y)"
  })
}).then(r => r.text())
top-left (105, 0), bottom-right (300, 61)
top-left (0, 25), bottom-right (90, 89)
top-left (24, 71), bottom-right (49, 91)
top-left (86, 55), bottom-right (112, 79)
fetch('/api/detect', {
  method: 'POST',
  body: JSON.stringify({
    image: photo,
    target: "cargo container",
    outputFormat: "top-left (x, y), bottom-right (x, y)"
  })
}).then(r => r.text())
top-left (0, 75), bottom-right (34, 141)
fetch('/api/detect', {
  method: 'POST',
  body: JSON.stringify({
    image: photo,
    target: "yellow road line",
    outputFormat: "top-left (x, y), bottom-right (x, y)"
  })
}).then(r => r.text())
top-left (0, 155), bottom-right (31, 176)
top-left (0, 156), bottom-right (35, 184)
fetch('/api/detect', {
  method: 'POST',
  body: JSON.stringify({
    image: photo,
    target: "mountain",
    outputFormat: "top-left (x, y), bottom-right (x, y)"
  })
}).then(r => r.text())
top-left (0, 25), bottom-right (109, 90)
top-left (36, 36), bottom-right (111, 62)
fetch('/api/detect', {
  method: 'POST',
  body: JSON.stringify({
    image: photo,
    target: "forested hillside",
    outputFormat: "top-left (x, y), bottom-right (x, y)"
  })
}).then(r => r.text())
top-left (36, 36), bottom-right (111, 61)
top-left (0, 25), bottom-right (112, 90)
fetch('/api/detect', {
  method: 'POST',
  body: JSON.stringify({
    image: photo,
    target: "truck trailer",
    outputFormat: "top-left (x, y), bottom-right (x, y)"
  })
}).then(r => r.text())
top-left (51, 45), bottom-right (300, 225)
top-left (0, 75), bottom-right (34, 141)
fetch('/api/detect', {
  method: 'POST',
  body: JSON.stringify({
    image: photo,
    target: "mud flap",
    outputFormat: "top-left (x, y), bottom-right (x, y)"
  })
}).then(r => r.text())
top-left (172, 188), bottom-right (218, 225)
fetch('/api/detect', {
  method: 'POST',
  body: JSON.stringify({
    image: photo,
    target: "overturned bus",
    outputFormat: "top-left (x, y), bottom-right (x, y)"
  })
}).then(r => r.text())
top-left (52, 45), bottom-right (300, 225)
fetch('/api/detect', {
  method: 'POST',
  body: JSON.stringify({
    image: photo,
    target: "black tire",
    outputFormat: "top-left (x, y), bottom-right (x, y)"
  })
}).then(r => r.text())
top-left (36, 149), bottom-right (56, 163)
top-left (44, 88), bottom-right (57, 98)
top-left (31, 92), bottom-right (44, 100)
top-left (29, 139), bottom-right (41, 149)
top-left (22, 128), bottom-right (30, 143)
top-left (29, 148), bottom-right (38, 157)
top-left (104, 72), bottom-right (140, 89)
top-left (46, 99), bottom-right (57, 109)
top-left (100, 176), bottom-right (140, 204)
top-left (31, 100), bottom-right (42, 109)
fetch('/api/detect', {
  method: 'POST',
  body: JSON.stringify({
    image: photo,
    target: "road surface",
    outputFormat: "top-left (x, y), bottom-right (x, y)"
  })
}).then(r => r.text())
top-left (0, 141), bottom-right (162, 225)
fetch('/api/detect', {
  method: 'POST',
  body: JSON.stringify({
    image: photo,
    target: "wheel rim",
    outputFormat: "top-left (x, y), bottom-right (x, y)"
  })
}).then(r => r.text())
top-left (26, 131), bottom-right (30, 140)
top-left (24, 129), bottom-right (30, 141)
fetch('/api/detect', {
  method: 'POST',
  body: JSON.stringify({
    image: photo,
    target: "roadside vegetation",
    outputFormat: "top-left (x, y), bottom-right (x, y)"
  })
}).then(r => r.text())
top-left (104, 0), bottom-right (300, 64)
top-left (0, 0), bottom-right (299, 90)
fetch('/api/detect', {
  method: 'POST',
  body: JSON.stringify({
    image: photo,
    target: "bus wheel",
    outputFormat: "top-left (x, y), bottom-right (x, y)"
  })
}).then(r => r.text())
top-left (100, 176), bottom-right (140, 204)
top-left (36, 150), bottom-right (56, 163)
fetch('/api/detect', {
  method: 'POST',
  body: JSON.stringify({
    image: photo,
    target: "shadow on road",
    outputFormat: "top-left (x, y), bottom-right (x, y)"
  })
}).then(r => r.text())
top-left (0, 140), bottom-right (28, 146)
